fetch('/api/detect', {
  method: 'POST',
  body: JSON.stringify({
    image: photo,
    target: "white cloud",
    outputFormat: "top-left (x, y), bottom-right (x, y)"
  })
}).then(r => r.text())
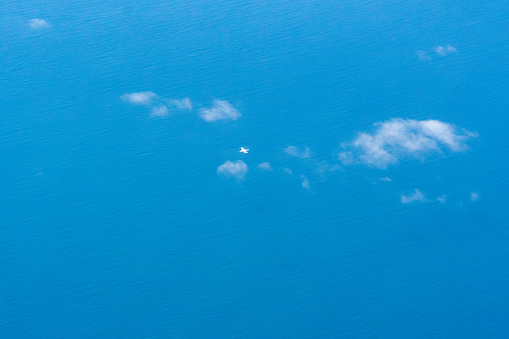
top-left (285, 146), bottom-right (311, 158)
top-left (151, 105), bottom-right (169, 117)
top-left (301, 176), bottom-right (311, 190)
top-left (283, 168), bottom-right (293, 175)
top-left (199, 99), bottom-right (240, 122)
top-left (379, 177), bottom-right (392, 182)
top-left (121, 92), bottom-right (192, 111)
top-left (418, 45), bottom-right (456, 60)
top-left (121, 91), bottom-right (157, 106)
top-left (217, 160), bottom-right (248, 179)
top-left (434, 46), bottom-right (447, 56)
top-left (401, 189), bottom-right (425, 204)
top-left (417, 50), bottom-right (431, 61)
top-left (339, 118), bottom-right (477, 168)
top-left (28, 19), bottom-right (50, 29)
top-left (436, 195), bottom-right (447, 204)
top-left (446, 45), bottom-right (457, 53)
top-left (435, 45), bottom-right (457, 56)
top-left (168, 98), bottom-right (193, 111)
top-left (258, 162), bottom-right (272, 171)
top-left (470, 192), bottom-right (479, 201)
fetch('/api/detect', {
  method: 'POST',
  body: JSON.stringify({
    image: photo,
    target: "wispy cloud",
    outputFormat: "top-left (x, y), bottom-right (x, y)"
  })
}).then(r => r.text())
top-left (301, 175), bottom-right (311, 190)
top-left (121, 91), bottom-right (157, 106)
top-left (339, 118), bottom-right (477, 168)
top-left (418, 45), bottom-right (457, 61)
top-left (199, 99), bottom-right (240, 122)
top-left (315, 162), bottom-right (341, 176)
top-left (401, 189), bottom-right (425, 204)
top-left (470, 192), bottom-right (479, 201)
top-left (283, 168), bottom-right (293, 175)
top-left (434, 45), bottom-right (457, 56)
top-left (151, 105), bottom-right (169, 117)
top-left (379, 177), bottom-right (392, 182)
top-left (121, 92), bottom-right (194, 118)
top-left (258, 162), bottom-right (272, 171)
top-left (167, 98), bottom-right (192, 111)
top-left (284, 146), bottom-right (312, 158)
top-left (28, 18), bottom-right (50, 29)
top-left (417, 50), bottom-right (431, 61)
top-left (217, 160), bottom-right (248, 179)
top-left (436, 195), bottom-right (447, 204)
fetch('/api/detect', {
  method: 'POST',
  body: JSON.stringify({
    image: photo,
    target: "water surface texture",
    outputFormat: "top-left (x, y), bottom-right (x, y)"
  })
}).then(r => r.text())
top-left (1, 0), bottom-right (508, 337)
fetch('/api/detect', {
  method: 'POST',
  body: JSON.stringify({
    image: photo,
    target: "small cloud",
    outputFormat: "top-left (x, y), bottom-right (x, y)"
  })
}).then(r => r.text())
top-left (436, 195), bottom-right (447, 204)
top-left (258, 162), bottom-right (272, 171)
top-left (301, 175), bottom-right (311, 190)
top-left (417, 50), bottom-right (431, 61)
top-left (434, 45), bottom-right (447, 56)
top-left (401, 189), bottom-right (425, 204)
top-left (470, 192), bottom-right (479, 201)
top-left (418, 45), bottom-right (456, 60)
top-left (28, 18), bottom-right (50, 29)
top-left (446, 45), bottom-right (457, 53)
top-left (217, 160), bottom-right (248, 179)
top-left (315, 162), bottom-right (341, 175)
top-left (121, 91), bottom-right (157, 106)
top-left (434, 45), bottom-right (457, 56)
top-left (151, 105), bottom-right (169, 117)
top-left (168, 98), bottom-right (192, 111)
top-left (283, 168), bottom-right (293, 175)
top-left (284, 146), bottom-right (311, 158)
top-left (379, 177), bottom-right (392, 182)
top-left (199, 99), bottom-right (240, 122)
top-left (339, 118), bottom-right (477, 168)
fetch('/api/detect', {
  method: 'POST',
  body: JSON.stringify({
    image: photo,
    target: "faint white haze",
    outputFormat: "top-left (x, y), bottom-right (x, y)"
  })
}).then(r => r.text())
top-left (258, 162), bottom-right (272, 171)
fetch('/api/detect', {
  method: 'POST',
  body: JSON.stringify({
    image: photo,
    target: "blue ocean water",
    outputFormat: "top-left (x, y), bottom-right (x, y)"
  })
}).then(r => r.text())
top-left (1, 0), bottom-right (508, 337)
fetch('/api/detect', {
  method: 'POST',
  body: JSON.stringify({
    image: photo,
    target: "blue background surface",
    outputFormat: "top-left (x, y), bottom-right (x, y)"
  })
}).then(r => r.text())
top-left (1, 0), bottom-right (508, 337)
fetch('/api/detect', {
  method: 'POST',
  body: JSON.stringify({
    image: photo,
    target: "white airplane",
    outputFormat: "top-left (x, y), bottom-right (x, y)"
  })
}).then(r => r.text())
top-left (239, 147), bottom-right (249, 153)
